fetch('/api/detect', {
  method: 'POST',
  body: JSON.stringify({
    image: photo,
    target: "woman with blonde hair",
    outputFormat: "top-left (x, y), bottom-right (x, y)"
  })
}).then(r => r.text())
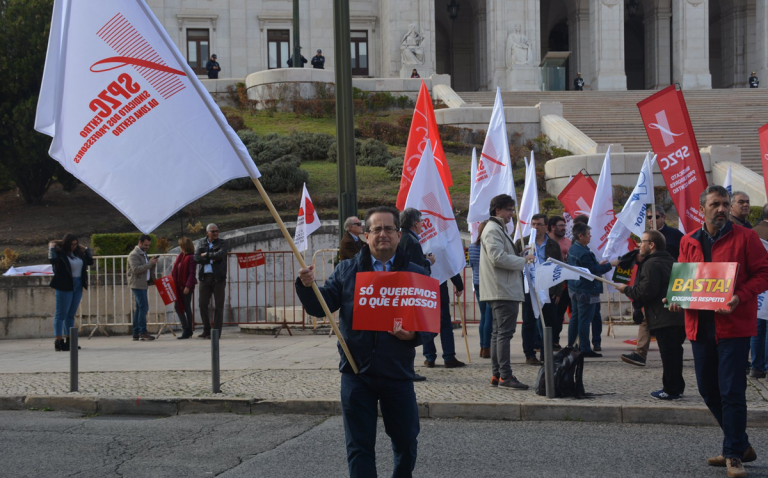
top-left (171, 237), bottom-right (197, 339)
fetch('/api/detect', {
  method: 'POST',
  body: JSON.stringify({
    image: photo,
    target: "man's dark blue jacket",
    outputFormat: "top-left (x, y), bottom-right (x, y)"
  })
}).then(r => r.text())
top-left (296, 244), bottom-right (434, 380)
top-left (567, 241), bottom-right (612, 295)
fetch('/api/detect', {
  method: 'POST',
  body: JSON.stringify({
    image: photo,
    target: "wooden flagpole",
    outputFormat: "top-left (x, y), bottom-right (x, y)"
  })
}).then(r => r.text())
top-left (456, 292), bottom-right (471, 364)
top-left (251, 177), bottom-right (359, 373)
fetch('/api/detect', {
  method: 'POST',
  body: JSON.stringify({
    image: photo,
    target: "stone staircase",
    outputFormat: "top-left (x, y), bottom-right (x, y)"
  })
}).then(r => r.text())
top-left (458, 90), bottom-right (768, 173)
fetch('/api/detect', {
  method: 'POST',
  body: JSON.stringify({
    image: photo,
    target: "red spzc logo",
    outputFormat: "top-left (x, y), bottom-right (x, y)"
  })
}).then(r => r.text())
top-left (298, 198), bottom-right (316, 224)
top-left (477, 138), bottom-right (506, 181)
top-left (93, 13), bottom-right (186, 100)
top-left (420, 192), bottom-right (455, 233)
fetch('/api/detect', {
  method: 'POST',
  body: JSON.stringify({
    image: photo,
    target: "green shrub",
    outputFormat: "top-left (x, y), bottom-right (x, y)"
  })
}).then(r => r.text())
top-left (254, 135), bottom-right (296, 164)
top-left (91, 233), bottom-right (157, 256)
top-left (237, 130), bottom-right (260, 148)
top-left (327, 139), bottom-right (362, 163)
top-left (221, 177), bottom-right (254, 190)
top-left (259, 155), bottom-right (308, 193)
top-left (291, 132), bottom-right (334, 162)
top-left (385, 158), bottom-right (403, 181)
top-left (225, 113), bottom-right (246, 132)
top-left (358, 139), bottom-right (393, 167)
top-left (551, 147), bottom-right (573, 159)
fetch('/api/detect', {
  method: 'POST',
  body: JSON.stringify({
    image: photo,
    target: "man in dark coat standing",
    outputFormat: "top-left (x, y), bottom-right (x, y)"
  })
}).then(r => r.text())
top-left (750, 71), bottom-right (759, 88)
top-left (617, 230), bottom-right (685, 400)
top-left (339, 216), bottom-right (364, 261)
top-left (206, 54), bottom-right (220, 79)
top-left (574, 72), bottom-right (585, 91)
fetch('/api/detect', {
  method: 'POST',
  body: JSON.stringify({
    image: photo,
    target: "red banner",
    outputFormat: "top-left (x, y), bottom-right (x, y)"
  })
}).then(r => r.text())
top-left (396, 81), bottom-right (452, 210)
top-left (638, 85), bottom-right (707, 232)
top-left (557, 172), bottom-right (597, 217)
top-left (759, 123), bottom-right (768, 201)
top-left (156, 275), bottom-right (177, 306)
top-left (237, 250), bottom-right (266, 269)
top-left (353, 271), bottom-right (440, 333)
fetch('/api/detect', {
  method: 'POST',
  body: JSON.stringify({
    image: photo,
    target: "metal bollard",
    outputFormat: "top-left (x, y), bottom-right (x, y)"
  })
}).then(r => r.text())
top-left (70, 327), bottom-right (78, 392)
top-left (212, 329), bottom-right (220, 394)
top-left (543, 327), bottom-right (555, 399)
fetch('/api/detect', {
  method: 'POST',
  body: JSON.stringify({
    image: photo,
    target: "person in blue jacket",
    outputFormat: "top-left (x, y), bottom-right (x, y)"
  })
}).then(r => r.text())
top-left (296, 206), bottom-right (433, 478)
top-left (567, 222), bottom-right (619, 357)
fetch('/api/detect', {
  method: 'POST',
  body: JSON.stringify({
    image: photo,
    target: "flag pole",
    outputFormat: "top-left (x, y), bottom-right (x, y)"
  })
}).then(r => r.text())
top-left (526, 272), bottom-right (554, 398)
top-left (455, 292), bottom-right (471, 364)
top-left (251, 177), bottom-right (359, 373)
top-left (546, 257), bottom-right (623, 289)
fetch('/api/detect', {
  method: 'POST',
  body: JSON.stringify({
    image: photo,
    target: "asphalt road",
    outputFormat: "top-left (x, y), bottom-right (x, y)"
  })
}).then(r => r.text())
top-left (3, 410), bottom-right (768, 478)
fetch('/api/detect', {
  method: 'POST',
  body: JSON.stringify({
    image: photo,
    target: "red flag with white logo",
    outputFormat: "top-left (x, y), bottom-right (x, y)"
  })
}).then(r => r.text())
top-left (638, 85), bottom-right (707, 233)
top-left (557, 172), bottom-right (597, 218)
top-left (294, 183), bottom-right (320, 252)
top-left (759, 123), bottom-right (768, 201)
top-left (396, 81), bottom-right (452, 210)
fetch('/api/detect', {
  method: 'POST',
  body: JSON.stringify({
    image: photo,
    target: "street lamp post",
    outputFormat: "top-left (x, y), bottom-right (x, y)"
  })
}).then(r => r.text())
top-left (334, 0), bottom-right (357, 236)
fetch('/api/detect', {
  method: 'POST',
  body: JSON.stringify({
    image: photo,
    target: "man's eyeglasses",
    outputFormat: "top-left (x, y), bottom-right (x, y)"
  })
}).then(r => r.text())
top-left (351, 222), bottom-right (362, 227)
top-left (209, 230), bottom-right (219, 233)
top-left (646, 215), bottom-right (661, 220)
top-left (368, 226), bottom-right (398, 235)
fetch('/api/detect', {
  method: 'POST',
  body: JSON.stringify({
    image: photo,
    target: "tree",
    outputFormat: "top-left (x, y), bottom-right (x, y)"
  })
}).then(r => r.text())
top-left (0, 0), bottom-right (77, 204)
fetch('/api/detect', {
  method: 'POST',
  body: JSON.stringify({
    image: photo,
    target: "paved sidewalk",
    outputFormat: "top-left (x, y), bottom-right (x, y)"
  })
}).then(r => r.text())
top-left (2, 324), bottom-right (768, 424)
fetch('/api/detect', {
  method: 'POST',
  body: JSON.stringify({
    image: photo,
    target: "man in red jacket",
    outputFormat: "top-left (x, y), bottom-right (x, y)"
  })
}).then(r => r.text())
top-left (670, 185), bottom-right (768, 477)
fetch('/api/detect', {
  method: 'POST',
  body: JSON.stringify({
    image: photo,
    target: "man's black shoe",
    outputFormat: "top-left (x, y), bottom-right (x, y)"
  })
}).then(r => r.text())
top-left (621, 352), bottom-right (647, 367)
top-left (582, 350), bottom-right (603, 358)
top-left (423, 360), bottom-right (435, 368)
top-left (413, 374), bottom-right (427, 382)
top-left (444, 359), bottom-right (466, 368)
top-left (132, 335), bottom-right (139, 341)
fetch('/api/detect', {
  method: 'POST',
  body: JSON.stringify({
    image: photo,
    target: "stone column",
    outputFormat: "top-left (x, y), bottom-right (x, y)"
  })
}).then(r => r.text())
top-left (672, 0), bottom-right (712, 89)
top-left (644, 4), bottom-right (672, 89)
top-left (589, 0), bottom-right (627, 90)
top-left (568, 1), bottom-right (591, 89)
top-left (475, 8), bottom-right (488, 90)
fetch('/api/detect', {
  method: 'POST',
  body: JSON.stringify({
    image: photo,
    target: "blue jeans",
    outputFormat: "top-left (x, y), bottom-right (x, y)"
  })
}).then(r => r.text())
top-left (423, 308), bottom-right (456, 363)
top-left (750, 320), bottom-right (768, 373)
top-left (54, 277), bottom-right (83, 337)
top-left (691, 336), bottom-right (751, 458)
top-left (340, 373), bottom-right (419, 478)
top-left (132, 288), bottom-right (149, 336)
top-left (474, 287), bottom-right (492, 349)
top-left (522, 293), bottom-right (542, 358)
top-left (567, 293), bottom-right (598, 353)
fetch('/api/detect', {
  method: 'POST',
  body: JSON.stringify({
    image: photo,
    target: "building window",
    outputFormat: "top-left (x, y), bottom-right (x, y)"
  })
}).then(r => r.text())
top-left (268, 30), bottom-right (290, 69)
top-left (187, 29), bottom-right (210, 75)
top-left (351, 30), bottom-right (369, 76)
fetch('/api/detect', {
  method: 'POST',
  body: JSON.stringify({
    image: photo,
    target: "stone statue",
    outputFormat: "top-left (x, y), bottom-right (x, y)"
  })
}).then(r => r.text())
top-left (401, 24), bottom-right (425, 65)
top-left (506, 24), bottom-right (532, 67)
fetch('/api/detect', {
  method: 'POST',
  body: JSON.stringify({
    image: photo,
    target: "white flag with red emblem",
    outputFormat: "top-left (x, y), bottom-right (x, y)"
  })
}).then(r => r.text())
top-left (468, 88), bottom-right (515, 225)
top-left (294, 183), bottom-right (320, 252)
top-left (34, 0), bottom-right (259, 233)
top-left (588, 146), bottom-right (617, 257)
top-left (513, 151), bottom-right (539, 242)
top-left (468, 148), bottom-right (481, 243)
top-left (405, 140), bottom-right (465, 284)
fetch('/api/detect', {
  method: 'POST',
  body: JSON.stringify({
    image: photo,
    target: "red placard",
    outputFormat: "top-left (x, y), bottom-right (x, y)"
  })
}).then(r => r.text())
top-left (237, 250), bottom-right (266, 269)
top-left (353, 271), bottom-right (440, 333)
top-left (557, 172), bottom-right (597, 217)
top-left (156, 275), bottom-right (177, 306)
top-left (638, 85), bottom-right (708, 232)
top-left (759, 123), bottom-right (768, 201)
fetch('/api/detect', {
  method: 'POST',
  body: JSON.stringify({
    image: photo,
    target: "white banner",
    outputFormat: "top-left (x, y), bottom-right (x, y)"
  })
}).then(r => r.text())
top-left (294, 183), bottom-right (321, 252)
top-left (724, 163), bottom-right (733, 195)
top-left (35, 0), bottom-right (259, 233)
top-left (405, 140), bottom-right (465, 285)
top-left (468, 148), bottom-right (481, 243)
top-left (588, 146), bottom-right (616, 257)
top-left (514, 151), bottom-right (539, 243)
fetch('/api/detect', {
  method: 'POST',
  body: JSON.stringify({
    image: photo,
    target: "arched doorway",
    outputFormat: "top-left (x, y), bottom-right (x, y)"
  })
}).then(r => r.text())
top-left (540, 0), bottom-right (570, 89)
top-left (434, 0), bottom-right (477, 90)
top-left (625, 0), bottom-right (645, 90)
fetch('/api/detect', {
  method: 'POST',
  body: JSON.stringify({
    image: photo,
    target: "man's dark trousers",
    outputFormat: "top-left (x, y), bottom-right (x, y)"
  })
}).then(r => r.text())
top-left (691, 335), bottom-right (751, 458)
top-left (199, 274), bottom-right (226, 333)
top-left (423, 282), bottom-right (456, 362)
top-left (554, 286), bottom-right (570, 344)
top-left (653, 325), bottom-right (686, 396)
top-left (341, 373), bottom-right (419, 477)
top-left (521, 293), bottom-right (542, 358)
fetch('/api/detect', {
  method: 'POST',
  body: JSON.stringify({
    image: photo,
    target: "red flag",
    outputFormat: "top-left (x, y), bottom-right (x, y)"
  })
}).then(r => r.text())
top-left (638, 85), bottom-right (708, 233)
top-left (396, 81), bottom-right (452, 210)
top-left (759, 123), bottom-right (768, 200)
top-left (557, 172), bottom-right (597, 217)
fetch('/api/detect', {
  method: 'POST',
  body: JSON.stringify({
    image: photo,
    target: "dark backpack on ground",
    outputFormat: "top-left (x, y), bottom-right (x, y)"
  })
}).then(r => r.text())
top-left (535, 346), bottom-right (587, 398)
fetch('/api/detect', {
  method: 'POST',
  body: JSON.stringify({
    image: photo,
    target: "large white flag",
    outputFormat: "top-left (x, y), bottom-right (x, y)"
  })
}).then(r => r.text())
top-left (467, 88), bottom-right (515, 224)
top-left (468, 148), bottom-right (481, 243)
top-left (536, 260), bottom-right (594, 294)
top-left (724, 163), bottom-right (733, 195)
top-left (405, 140), bottom-right (465, 284)
top-left (603, 153), bottom-right (656, 260)
top-left (514, 151), bottom-right (539, 243)
top-left (294, 183), bottom-right (321, 252)
top-left (35, 0), bottom-right (259, 233)
top-left (588, 146), bottom-right (617, 258)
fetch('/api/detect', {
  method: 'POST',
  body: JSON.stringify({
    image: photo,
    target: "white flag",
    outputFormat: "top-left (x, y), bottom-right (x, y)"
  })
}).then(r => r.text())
top-left (514, 151), bottom-right (539, 243)
top-left (546, 258), bottom-right (601, 284)
top-left (35, 0), bottom-right (259, 233)
top-left (467, 88), bottom-right (515, 224)
top-left (405, 140), bottom-right (465, 284)
top-left (523, 228), bottom-right (543, 311)
top-left (603, 153), bottom-right (656, 260)
top-left (588, 146), bottom-right (617, 257)
top-left (468, 148), bottom-right (481, 243)
top-left (724, 163), bottom-right (733, 195)
top-left (294, 183), bottom-right (321, 252)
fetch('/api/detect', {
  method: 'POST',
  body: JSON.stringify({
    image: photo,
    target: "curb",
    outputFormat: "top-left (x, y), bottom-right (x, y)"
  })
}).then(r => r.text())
top-left (4, 394), bottom-right (768, 427)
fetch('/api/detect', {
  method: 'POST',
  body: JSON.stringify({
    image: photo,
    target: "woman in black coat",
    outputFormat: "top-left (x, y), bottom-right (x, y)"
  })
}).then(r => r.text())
top-left (49, 234), bottom-right (93, 351)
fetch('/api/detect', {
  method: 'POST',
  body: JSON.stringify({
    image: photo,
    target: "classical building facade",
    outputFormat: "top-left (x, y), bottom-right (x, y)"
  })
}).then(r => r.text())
top-left (149, 0), bottom-right (767, 91)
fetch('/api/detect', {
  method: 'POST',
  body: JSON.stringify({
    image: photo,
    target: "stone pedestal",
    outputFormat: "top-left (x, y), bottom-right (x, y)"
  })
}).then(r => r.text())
top-left (506, 65), bottom-right (541, 91)
top-left (673, 0), bottom-right (711, 89)
top-left (589, 0), bottom-right (627, 91)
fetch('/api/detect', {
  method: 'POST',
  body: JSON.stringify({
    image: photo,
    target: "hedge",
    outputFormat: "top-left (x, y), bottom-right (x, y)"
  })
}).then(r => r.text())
top-left (91, 233), bottom-right (157, 256)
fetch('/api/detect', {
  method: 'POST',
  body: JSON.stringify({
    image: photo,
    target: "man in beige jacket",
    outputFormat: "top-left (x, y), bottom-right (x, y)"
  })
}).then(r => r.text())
top-left (480, 194), bottom-right (530, 390)
top-left (127, 234), bottom-right (158, 341)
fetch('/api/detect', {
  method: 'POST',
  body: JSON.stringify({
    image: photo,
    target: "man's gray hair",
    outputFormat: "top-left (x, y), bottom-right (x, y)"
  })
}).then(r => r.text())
top-left (656, 205), bottom-right (666, 216)
top-left (206, 223), bottom-right (218, 232)
top-left (343, 216), bottom-right (358, 231)
top-left (700, 185), bottom-right (729, 207)
top-left (400, 208), bottom-right (422, 231)
top-left (731, 190), bottom-right (750, 201)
